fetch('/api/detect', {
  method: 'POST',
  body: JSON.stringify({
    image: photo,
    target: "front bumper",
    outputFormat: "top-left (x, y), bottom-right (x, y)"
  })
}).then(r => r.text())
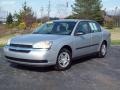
top-left (4, 46), bottom-right (57, 66)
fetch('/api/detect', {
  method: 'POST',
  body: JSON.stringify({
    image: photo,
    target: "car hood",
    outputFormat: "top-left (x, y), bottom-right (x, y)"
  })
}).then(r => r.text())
top-left (11, 34), bottom-right (67, 45)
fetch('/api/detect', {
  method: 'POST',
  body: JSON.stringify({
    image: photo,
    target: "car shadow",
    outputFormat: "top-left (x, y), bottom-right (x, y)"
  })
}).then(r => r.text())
top-left (10, 64), bottom-right (55, 72)
top-left (10, 54), bottom-right (98, 72)
top-left (72, 54), bottom-right (97, 66)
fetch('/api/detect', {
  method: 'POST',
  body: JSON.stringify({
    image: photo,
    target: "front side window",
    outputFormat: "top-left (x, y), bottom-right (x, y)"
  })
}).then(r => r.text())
top-left (89, 22), bottom-right (101, 33)
top-left (33, 21), bottom-right (77, 35)
top-left (75, 21), bottom-right (90, 34)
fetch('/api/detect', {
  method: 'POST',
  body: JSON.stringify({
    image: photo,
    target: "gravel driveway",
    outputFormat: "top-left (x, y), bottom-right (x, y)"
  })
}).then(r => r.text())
top-left (0, 46), bottom-right (120, 90)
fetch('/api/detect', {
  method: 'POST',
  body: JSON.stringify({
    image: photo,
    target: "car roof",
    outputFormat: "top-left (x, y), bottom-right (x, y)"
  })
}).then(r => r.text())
top-left (53, 19), bottom-right (95, 22)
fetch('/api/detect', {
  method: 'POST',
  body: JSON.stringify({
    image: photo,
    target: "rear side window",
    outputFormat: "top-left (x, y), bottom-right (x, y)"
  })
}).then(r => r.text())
top-left (89, 22), bottom-right (101, 33)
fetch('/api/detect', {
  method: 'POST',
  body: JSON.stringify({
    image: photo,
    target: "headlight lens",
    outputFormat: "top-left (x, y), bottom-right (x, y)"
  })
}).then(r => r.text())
top-left (33, 41), bottom-right (52, 49)
top-left (7, 39), bottom-right (11, 45)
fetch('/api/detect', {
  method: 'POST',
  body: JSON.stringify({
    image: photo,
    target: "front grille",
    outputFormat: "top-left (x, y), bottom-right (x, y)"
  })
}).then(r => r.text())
top-left (9, 48), bottom-right (30, 53)
top-left (10, 44), bottom-right (32, 48)
top-left (5, 56), bottom-right (48, 63)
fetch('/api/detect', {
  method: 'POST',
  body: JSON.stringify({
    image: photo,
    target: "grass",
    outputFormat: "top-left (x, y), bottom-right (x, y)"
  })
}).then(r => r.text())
top-left (111, 40), bottom-right (120, 45)
top-left (0, 44), bottom-right (5, 47)
top-left (0, 34), bottom-right (15, 47)
top-left (108, 28), bottom-right (120, 45)
top-left (109, 28), bottom-right (120, 40)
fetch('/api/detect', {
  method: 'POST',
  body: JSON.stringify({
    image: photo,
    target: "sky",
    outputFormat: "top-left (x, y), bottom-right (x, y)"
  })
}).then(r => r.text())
top-left (0, 0), bottom-right (120, 18)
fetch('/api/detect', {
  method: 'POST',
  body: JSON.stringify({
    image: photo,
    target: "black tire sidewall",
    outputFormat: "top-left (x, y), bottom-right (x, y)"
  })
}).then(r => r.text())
top-left (55, 48), bottom-right (72, 71)
top-left (99, 43), bottom-right (107, 58)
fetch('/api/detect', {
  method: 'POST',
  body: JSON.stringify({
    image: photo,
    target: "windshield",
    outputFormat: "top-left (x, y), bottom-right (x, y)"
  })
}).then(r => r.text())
top-left (33, 21), bottom-right (77, 35)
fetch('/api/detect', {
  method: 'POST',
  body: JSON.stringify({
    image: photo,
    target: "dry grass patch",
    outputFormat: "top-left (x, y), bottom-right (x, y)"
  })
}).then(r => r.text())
top-left (0, 34), bottom-right (15, 47)
top-left (109, 28), bottom-right (120, 40)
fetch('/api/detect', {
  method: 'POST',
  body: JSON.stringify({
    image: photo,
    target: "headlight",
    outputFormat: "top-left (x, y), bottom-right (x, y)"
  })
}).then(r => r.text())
top-left (33, 41), bottom-right (53, 49)
top-left (7, 39), bottom-right (11, 45)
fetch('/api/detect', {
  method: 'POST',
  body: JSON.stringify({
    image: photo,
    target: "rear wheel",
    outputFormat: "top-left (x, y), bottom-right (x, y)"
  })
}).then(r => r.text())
top-left (98, 42), bottom-right (107, 58)
top-left (55, 48), bottom-right (72, 71)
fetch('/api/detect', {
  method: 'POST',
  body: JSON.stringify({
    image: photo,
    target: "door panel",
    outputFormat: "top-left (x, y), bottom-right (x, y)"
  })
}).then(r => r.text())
top-left (88, 22), bottom-right (102, 52)
top-left (74, 34), bottom-right (92, 57)
top-left (91, 32), bottom-right (102, 52)
top-left (73, 21), bottom-right (92, 57)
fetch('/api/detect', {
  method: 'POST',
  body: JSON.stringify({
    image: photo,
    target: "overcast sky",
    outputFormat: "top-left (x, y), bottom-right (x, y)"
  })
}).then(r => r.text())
top-left (0, 0), bottom-right (120, 18)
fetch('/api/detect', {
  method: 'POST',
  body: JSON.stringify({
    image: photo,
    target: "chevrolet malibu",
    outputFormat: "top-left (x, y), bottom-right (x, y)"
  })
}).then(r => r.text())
top-left (4, 19), bottom-right (111, 70)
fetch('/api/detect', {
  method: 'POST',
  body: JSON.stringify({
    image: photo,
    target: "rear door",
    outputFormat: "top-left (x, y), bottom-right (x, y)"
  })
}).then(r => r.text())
top-left (73, 21), bottom-right (92, 57)
top-left (88, 21), bottom-right (102, 52)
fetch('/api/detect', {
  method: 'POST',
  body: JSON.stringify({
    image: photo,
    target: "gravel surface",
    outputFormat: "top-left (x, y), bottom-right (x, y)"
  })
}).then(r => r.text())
top-left (0, 46), bottom-right (120, 90)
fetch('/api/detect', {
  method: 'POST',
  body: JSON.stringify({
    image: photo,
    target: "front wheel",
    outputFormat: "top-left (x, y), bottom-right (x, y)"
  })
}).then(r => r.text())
top-left (98, 43), bottom-right (107, 58)
top-left (55, 48), bottom-right (72, 71)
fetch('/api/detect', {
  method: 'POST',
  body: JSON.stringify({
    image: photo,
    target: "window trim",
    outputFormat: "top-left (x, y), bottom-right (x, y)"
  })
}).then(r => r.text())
top-left (88, 21), bottom-right (102, 33)
top-left (74, 21), bottom-right (91, 35)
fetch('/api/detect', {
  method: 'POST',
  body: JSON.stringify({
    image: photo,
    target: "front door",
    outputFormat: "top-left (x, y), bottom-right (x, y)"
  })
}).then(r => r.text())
top-left (73, 21), bottom-right (92, 57)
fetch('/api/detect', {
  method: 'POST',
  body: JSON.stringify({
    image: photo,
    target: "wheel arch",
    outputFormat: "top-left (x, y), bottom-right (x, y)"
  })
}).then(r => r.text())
top-left (98, 40), bottom-right (108, 52)
top-left (60, 45), bottom-right (72, 56)
top-left (102, 40), bottom-right (107, 46)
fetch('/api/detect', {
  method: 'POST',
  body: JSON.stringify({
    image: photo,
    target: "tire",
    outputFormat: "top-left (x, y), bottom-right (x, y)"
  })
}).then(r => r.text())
top-left (98, 42), bottom-right (107, 58)
top-left (55, 48), bottom-right (72, 71)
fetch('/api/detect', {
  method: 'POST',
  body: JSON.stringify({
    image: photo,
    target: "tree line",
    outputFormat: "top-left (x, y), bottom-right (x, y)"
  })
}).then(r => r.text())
top-left (6, 2), bottom-right (37, 30)
top-left (6, 0), bottom-right (115, 29)
top-left (68, 0), bottom-right (103, 24)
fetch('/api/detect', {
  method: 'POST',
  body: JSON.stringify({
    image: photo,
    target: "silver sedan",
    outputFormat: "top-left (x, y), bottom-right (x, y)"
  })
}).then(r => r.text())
top-left (4, 19), bottom-right (111, 70)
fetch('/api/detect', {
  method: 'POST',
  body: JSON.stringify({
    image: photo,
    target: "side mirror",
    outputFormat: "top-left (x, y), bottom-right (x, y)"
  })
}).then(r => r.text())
top-left (75, 32), bottom-right (84, 36)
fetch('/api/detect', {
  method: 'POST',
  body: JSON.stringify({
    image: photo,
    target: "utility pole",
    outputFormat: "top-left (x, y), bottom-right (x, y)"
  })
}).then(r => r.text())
top-left (65, 0), bottom-right (69, 17)
top-left (40, 7), bottom-right (44, 23)
top-left (48, 0), bottom-right (51, 20)
top-left (103, 8), bottom-right (106, 25)
top-left (40, 7), bottom-right (44, 18)
top-left (66, 0), bottom-right (68, 8)
top-left (114, 7), bottom-right (118, 27)
top-left (34, 12), bottom-right (37, 23)
top-left (0, 7), bottom-right (1, 13)
top-left (57, 0), bottom-right (69, 19)
top-left (0, 7), bottom-right (1, 23)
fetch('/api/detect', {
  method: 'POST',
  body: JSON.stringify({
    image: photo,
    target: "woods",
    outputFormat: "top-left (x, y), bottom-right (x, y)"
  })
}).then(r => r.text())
top-left (71, 0), bottom-right (103, 23)
top-left (3, 0), bottom-right (120, 29)
top-left (6, 2), bottom-right (37, 29)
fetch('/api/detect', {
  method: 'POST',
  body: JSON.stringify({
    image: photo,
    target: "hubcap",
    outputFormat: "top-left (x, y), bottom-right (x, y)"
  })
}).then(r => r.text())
top-left (58, 52), bottom-right (70, 68)
top-left (101, 44), bottom-right (107, 56)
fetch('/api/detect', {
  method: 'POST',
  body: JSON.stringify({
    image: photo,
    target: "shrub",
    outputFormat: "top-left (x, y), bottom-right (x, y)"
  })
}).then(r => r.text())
top-left (18, 22), bottom-right (26, 30)
top-left (32, 22), bottom-right (39, 28)
top-left (105, 20), bottom-right (114, 29)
